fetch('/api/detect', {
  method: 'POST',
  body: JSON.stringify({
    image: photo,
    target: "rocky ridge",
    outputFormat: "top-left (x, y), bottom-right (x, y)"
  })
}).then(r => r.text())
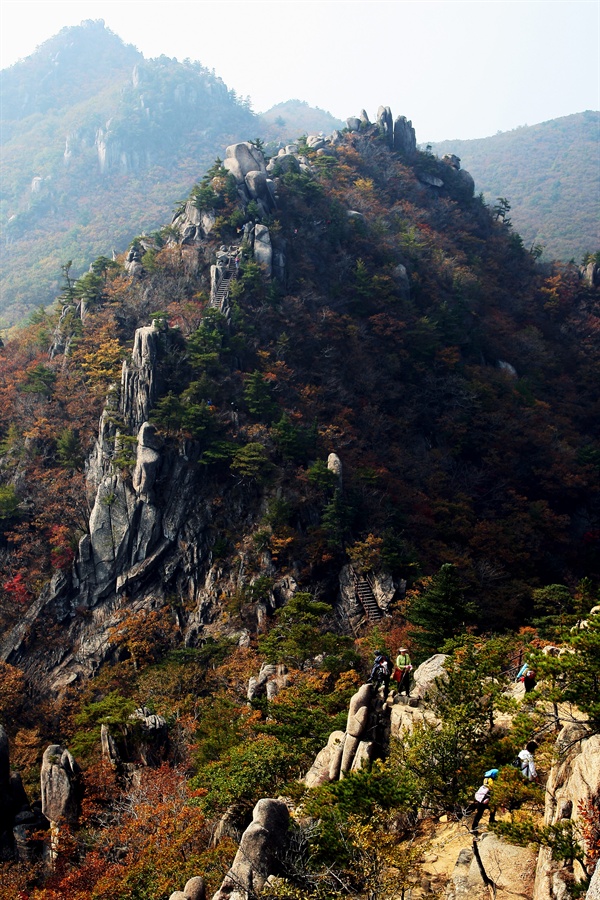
top-left (2, 104), bottom-right (445, 693)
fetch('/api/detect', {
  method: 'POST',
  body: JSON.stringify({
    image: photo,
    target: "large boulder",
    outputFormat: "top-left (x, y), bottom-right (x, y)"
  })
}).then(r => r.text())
top-left (393, 116), bottom-right (417, 157)
top-left (376, 105), bottom-right (393, 146)
top-left (327, 452), bottom-right (342, 483)
top-left (267, 151), bottom-right (300, 176)
top-left (121, 322), bottom-right (163, 431)
top-left (390, 701), bottom-right (439, 737)
top-left (306, 134), bottom-right (326, 150)
top-left (457, 168), bottom-right (475, 198)
top-left (223, 142), bottom-right (266, 184)
top-left (533, 724), bottom-right (600, 899)
top-left (87, 474), bottom-right (137, 588)
top-left (588, 861), bottom-right (600, 899)
top-left (350, 740), bottom-right (374, 771)
top-left (340, 683), bottom-right (381, 775)
top-left (303, 680), bottom-right (391, 783)
top-left (212, 799), bottom-right (289, 899)
top-left (412, 654), bottom-right (448, 699)
top-left (346, 683), bottom-right (372, 737)
top-left (340, 733), bottom-right (361, 776)
top-left (581, 261), bottom-right (600, 287)
top-left (245, 171), bottom-right (276, 213)
top-left (247, 663), bottom-right (288, 702)
top-left (40, 745), bottom-right (81, 826)
top-left (446, 833), bottom-right (537, 899)
top-left (169, 876), bottom-right (206, 900)
top-left (253, 224), bottom-right (272, 275)
top-left (304, 731), bottom-right (346, 787)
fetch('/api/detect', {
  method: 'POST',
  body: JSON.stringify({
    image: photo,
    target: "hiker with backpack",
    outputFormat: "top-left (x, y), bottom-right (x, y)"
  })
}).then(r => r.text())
top-left (369, 650), bottom-right (392, 696)
top-left (394, 647), bottom-right (413, 696)
top-left (518, 741), bottom-right (539, 781)
top-left (467, 769), bottom-right (498, 832)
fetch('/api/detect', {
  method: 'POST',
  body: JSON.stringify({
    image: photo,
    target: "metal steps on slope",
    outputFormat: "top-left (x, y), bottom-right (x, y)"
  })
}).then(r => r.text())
top-left (352, 570), bottom-right (383, 622)
top-left (211, 267), bottom-right (235, 310)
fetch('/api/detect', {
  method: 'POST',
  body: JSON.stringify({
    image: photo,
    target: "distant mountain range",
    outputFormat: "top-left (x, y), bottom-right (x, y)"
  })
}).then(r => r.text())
top-left (0, 20), bottom-right (597, 326)
top-left (430, 111), bottom-right (599, 263)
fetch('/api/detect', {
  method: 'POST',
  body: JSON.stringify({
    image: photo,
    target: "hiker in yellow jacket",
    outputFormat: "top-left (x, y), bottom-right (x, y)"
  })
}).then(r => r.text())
top-left (395, 647), bottom-right (412, 696)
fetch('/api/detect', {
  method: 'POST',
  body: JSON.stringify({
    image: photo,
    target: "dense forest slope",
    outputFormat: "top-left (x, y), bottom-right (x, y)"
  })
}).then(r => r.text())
top-left (430, 111), bottom-right (600, 263)
top-left (1, 112), bottom-right (598, 668)
top-left (0, 111), bottom-right (599, 899)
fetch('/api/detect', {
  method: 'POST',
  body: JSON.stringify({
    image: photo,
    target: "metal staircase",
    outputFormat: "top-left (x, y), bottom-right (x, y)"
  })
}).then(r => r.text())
top-left (352, 569), bottom-right (383, 621)
top-left (211, 266), bottom-right (236, 310)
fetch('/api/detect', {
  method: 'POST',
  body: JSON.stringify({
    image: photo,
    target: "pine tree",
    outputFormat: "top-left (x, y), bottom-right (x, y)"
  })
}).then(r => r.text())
top-left (407, 564), bottom-right (476, 656)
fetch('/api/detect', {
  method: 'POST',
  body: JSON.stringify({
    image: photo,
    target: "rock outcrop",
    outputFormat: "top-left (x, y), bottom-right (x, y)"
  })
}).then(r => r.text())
top-left (223, 142), bottom-right (276, 219)
top-left (211, 798), bottom-right (289, 899)
top-left (40, 744), bottom-right (81, 827)
top-left (393, 115), bottom-right (417, 157)
top-left (446, 834), bottom-right (537, 899)
top-left (247, 663), bottom-right (289, 702)
top-left (169, 876), bottom-right (206, 900)
top-left (588, 861), bottom-right (600, 899)
top-left (412, 653), bottom-right (448, 699)
top-left (532, 724), bottom-right (600, 899)
top-left (0, 111), bottom-right (477, 701)
top-left (389, 654), bottom-right (447, 736)
top-left (0, 725), bottom-right (49, 861)
top-left (580, 260), bottom-right (600, 288)
top-left (338, 565), bottom-right (398, 628)
top-left (304, 681), bottom-right (391, 786)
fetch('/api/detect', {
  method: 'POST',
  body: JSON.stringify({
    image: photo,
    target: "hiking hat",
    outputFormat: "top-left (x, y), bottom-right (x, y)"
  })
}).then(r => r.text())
top-left (484, 769), bottom-right (499, 779)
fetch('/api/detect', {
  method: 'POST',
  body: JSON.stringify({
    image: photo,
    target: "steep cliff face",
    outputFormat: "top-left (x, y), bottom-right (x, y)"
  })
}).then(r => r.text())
top-left (532, 725), bottom-right (600, 899)
top-left (2, 108), bottom-right (599, 701)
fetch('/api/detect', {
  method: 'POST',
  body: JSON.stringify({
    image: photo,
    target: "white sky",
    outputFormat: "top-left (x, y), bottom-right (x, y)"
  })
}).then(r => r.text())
top-left (0, 0), bottom-right (598, 141)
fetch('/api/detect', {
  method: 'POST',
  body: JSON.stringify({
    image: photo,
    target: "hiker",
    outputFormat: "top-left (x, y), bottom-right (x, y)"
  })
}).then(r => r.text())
top-left (523, 669), bottom-right (536, 692)
top-left (395, 647), bottom-right (412, 696)
top-left (467, 773), bottom-right (497, 831)
top-left (518, 741), bottom-right (539, 781)
top-left (515, 661), bottom-right (529, 682)
top-left (369, 650), bottom-right (391, 695)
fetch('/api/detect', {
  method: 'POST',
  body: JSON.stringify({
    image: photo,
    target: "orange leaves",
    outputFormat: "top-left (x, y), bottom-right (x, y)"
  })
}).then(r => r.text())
top-left (578, 796), bottom-right (600, 870)
top-left (107, 607), bottom-right (178, 670)
top-left (347, 534), bottom-right (384, 574)
top-left (29, 765), bottom-right (218, 900)
top-left (49, 524), bottom-right (75, 571)
top-left (354, 177), bottom-right (375, 194)
top-left (0, 661), bottom-right (26, 722)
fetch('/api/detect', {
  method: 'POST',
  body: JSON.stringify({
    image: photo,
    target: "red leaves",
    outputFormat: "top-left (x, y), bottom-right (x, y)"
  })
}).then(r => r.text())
top-left (1, 572), bottom-right (30, 606)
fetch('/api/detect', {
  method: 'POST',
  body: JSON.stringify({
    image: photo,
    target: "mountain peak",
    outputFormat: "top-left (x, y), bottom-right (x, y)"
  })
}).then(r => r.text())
top-left (0, 19), bottom-right (141, 119)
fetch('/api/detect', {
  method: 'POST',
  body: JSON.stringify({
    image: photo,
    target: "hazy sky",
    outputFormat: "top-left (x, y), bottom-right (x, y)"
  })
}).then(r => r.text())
top-left (1, 0), bottom-right (598, 141)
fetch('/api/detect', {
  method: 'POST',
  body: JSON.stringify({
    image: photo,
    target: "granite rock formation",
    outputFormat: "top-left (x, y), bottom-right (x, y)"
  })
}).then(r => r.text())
top-left (446, 834), bottom-right (537, 899)
top-left (304, 680), bottom-right (391, 787)
top-left (532, 724), bottom-right (600, 899)
top-left (211, 798), bottom-right (290, 900)
top-left (40, 744), bottom-right (81, 827)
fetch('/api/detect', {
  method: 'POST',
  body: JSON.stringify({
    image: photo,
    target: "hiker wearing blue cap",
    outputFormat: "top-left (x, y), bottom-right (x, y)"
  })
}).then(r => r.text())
top-left (468, 769), bottom-right (498, 831)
